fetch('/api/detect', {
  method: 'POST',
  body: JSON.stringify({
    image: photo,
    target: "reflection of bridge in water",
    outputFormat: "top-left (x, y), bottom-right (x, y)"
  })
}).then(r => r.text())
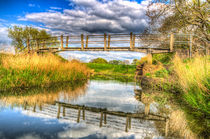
top-left (24, 100), bottom-right (169, 137)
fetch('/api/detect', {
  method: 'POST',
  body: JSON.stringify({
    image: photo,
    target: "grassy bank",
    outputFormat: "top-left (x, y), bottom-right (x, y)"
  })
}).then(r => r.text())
top-left (0, 53), bottom-right (90, 91)
top-left (86, 63), bottom-right (136, 81)
top-left (140, 53), bottom-right (209, 138)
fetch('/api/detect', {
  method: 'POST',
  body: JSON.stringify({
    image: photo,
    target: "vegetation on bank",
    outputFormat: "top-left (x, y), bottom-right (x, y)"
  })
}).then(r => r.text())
top-left (86, 58), bottom-right (136, 81)
top-left (0, 53), bottom-right (90, 91)
top-left (140, 53), bottom-right (210, 138)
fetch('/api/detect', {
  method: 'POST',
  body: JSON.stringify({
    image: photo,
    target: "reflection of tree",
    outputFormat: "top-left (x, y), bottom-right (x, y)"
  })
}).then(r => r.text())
top-left (0, 82), bottom-right (88, 107)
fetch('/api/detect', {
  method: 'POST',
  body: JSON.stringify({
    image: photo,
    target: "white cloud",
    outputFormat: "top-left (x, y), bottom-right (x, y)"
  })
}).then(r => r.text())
top-left (28, 4), bottom-right (36, 7)
top-left (50, 7), bottom-right (62, 10)
top-left (20, 0), bottom-right (150, 35)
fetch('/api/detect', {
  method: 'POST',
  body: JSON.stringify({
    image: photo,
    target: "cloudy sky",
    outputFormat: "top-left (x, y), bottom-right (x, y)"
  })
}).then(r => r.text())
top-left (0, 0), bottom-right (150, 61)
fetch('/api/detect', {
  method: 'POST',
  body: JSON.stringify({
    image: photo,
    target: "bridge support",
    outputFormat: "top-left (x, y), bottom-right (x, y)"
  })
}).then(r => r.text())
top-left (33, 104), bottom-right (36, 112)
top-left (100, 112), bottom-right (104, 127)
top-left (133, 34), bottom-right (135, 49)
top-left (170, 33), bottom-right (174, 52)
top-left (77, 108), bottom-right (81, 123)
top-left (63, 107), bottom-right (66, 117)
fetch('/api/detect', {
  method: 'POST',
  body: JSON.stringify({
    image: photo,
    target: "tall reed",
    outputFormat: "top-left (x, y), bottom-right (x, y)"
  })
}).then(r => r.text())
top-left (0, 53), bottom-right (90, 91)
top-left (173, 54), bottom-right (210, 136)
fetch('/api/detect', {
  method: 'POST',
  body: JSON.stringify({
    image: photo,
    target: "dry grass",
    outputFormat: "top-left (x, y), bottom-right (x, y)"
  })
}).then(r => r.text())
top-left (2, 53), bottom-right (90, 75)
top-left (0, 53), bottom-right (91, 90)
top-left (173, 54), bottom-right (209, 95)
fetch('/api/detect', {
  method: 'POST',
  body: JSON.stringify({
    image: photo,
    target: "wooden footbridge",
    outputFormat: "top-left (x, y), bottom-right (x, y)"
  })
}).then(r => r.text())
top-left (27, 32), bottom-right (180, 54)
top-left (23, 101), bottom-right (169, 136)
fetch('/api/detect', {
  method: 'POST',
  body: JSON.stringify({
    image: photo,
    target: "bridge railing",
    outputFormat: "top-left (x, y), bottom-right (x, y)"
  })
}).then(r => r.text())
top-left (27, 33), bottom-right (209, 56)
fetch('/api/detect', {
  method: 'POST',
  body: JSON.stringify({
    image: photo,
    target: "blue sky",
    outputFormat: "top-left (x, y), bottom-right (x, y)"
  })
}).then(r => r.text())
top-left (0, 0), bottom-right (148, 62)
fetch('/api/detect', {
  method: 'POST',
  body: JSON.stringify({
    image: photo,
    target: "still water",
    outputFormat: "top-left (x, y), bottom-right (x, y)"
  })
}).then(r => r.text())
top-left (0, 80), bottom-right (167, 139)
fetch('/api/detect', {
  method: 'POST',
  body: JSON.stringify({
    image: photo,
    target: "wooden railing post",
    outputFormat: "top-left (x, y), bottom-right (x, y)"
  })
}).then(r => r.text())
top-left (36, 39), bottom-right (39, 51)
top-left (27, 38), bottom-right (30, 53)
top-left (81, 34), bottom-right (84, 50)
top-left (61, 35), bottom-right (63, 49)
top-left (66, 36), bottom-right (69, 48)
top-left (104, 33), bottom-right (107, 51)
top-left (189, 34), bottom-right (193, 58)
top-left (165, 118), bottom-right (169, 137)
top-left (130, 32), bottom-right (133, 50)
top-left (133, 34), bottom-right (136, 49)
top-left (86, 35), bottom-right (89, 48)
top-left (170, 33), bottom-right (174, 52)
top-left (108, 35), bottom-right (111, 49)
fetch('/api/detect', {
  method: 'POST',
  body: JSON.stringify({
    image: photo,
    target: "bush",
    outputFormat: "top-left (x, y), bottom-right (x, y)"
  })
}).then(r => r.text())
top-left (90, 58), bottom-right (108, 64)
top-left (109, 60), bottom-right (122, 65)
top-left (152, 52), bottom-right (175, 65)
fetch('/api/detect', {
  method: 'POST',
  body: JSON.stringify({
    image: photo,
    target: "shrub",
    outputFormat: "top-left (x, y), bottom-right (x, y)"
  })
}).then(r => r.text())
top-left (152, 52), bottom-right (175, 65)
top-left (90, 58), bottom-right (108, 64)
top-left (109, 60), bottom-right (121, 65)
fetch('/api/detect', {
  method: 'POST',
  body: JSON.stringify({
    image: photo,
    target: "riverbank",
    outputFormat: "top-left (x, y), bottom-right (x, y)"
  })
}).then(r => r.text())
top-left (0, 53), bottom-right (91, 92)
top-left (139, 53), bottom-right (210, 138)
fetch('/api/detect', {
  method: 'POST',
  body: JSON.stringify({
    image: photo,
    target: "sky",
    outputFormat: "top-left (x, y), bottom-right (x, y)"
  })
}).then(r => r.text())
top-left (0, 0), bottom-right (150, 62)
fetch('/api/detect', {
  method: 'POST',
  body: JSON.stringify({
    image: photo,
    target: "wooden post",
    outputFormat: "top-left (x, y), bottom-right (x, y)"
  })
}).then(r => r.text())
top-left (36, 39), bottom-right (39, 51)
top-left (125, 116), bottom-right (129, 132)
top-left (133, 34), bottom-right (136, 49)
top-left (189, 34), bottom-right (193, 58)
top-left (144, 103), bottom-right (150, 115)
top-left (104, 113), bottom-right (107, 124)
top-left (63, 107), bottom-right (66, 117)
top-left (57, 104), bottom-right (61, 119)
top-left (108, 35), bottom-right (111, 49)
top-left (27, 38), bottom-right (30, 53)
top-left (86, 35), bottom-right (88, 48)
top-left (24, 102), bottom-right (27, 110)
top-left (81, 34), bottom-right (84, 50)
top-left (100, 112), bottom-right (103, 127)
top-left (77, 108), bottom-right (81, 123)
top-left (66, 36), bottom-right (69, 48)
top-left (147, 50), bottom-right (152, 64)
top-left (170, 33), bottom-right (174, 52)
top-left (104, 33), bottom-right (107, 51)
top-left (39, 104), bottom-right (42, 111)
top-left (43, 40), bottom-right (46, 48)
top-left (130, 32), bottom-right (133, 50)
top-left (61, 35), bottom-right (64, 49)
top-left (33, 104), bottom-right (36, 112)
top-left (82, 107), bottom-right (85, 120)
top-left (165, 118), bottom-right (169, 137)
top-left (129, 116), bottom-right (131, 129)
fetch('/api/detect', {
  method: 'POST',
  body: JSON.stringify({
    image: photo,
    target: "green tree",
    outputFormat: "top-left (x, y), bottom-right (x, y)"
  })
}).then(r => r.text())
top-left (146, 0), bottom-right (210, 42)
top-left (8, 26), bottom-right (53, 52)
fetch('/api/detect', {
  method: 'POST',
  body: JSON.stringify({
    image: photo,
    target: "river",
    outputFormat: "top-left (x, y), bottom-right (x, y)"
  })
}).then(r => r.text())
top-left (0, 80), bottom-right (169, 139)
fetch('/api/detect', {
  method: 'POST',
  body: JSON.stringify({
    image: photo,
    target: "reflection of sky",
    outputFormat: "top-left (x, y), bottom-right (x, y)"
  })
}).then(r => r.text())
top-left (0, 80), bottom-right (163, 139)
top-left (60, 80), bottom-right (144, 113)
top-left (59, 51), bottom-right (146, 63)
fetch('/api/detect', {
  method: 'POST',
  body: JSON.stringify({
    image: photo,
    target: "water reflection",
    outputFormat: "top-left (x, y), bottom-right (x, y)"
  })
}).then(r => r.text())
top-left (0, 80), bottom-right (169, 139)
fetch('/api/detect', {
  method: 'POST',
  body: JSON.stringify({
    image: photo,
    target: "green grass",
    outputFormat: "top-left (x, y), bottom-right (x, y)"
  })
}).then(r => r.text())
top-left (86, 63), bottom-right (136, 74)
